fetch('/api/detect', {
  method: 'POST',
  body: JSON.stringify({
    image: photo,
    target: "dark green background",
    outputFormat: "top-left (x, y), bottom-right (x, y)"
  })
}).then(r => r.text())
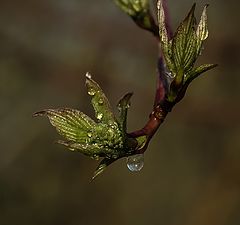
top-left (1, 1), bottom-right (239, 225)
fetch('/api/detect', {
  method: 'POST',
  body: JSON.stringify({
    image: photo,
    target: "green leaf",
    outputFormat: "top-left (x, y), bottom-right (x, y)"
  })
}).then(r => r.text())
top-left (172, 3), bottom-right (197, 75)
top-left (117, 92), bottom-right (133, 134)
top-left (157, 0), bottom-right (174, 72)
top-left (33, 108), bottom-right (96, 142)
top-left (57, 140), bottom-right (102, 159)
top-left (114, 0), bottom-right (149, 16)
top-left (196, 5), bottom-right (209, 41)
top-left (135, 135), bottom-right (148, 150)
top-left (157, 0), bottom-right (168, 45)
top-left (86, 73), bottom-right (115, 124)
top-left (34, 76), bottom-right (129, 162)
top-left (114, 0), bottom-right (158, 35)
top-left (196, 4), bottom-right (209, 55)
top-left (174, 63), bottom-right (217, 104)
top-left (114, 0), bottom-right (136, 16)
top-left (185, 64), bottom-right (218, 85)
top-left (92, 158), bottom-right (118, 180)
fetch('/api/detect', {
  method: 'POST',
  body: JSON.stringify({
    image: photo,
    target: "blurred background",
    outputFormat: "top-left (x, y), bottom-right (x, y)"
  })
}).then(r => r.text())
top-left (0, 0), bottom-right (239, 225)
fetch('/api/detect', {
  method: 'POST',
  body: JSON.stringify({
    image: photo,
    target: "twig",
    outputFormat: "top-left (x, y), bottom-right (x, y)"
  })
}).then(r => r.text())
top-left (129, 0), bottom-right (173, 153)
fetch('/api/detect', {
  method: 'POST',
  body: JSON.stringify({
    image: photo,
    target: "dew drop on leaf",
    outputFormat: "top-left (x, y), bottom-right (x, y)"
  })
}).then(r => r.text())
top-left (87, 88), bottom-right (96, 96)
top-left (97, 113), bottom-right (103, 120)
top-left (126, 154), bottom-right (144, 172)
top-left (165, 71), bottom-right (174, 79)
top-left (98, 98), bottom-right (104, 105)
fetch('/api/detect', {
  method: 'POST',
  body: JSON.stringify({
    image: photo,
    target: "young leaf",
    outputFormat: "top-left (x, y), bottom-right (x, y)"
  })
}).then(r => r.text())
top-left (185, 64), bottom-right (218, 85)
top-left (157, 0), bottom-right (173, 71)
top-left (33, 108), bottom-right (96, 142)
top-left (86, 74), bottom-right (116, 124)
top-left (172, 4), bottom-right (197, 74)
top-left (57, 140), bottom-right (103, 158)
top-left (196, 5), bottom-right (209, 41)
top-left (114, 0), bottom-right (149, 16)
top-left (92, 158), bottom-right (118, 180)
top-left (196, 4), bottom-right (209, 55)
top-left (114, 0), bottom-right (159, 36)
top-left (34, 75), bottom-right (147, 178)
top-left (117, 92), bottom-right (133, 134)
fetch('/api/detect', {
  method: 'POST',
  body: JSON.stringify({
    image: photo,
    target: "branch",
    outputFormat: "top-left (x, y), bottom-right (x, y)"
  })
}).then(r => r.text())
top-left (129, 0), bottom-right (174, 151)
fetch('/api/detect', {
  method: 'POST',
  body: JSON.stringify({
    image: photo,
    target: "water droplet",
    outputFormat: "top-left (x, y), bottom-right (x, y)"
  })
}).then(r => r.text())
top-left (108, 121), bottom-right (117, 129)
top-left (126, 154), bottom-right (144, 172)
top-left (87, 132), bottom-right (92, 138)
top-left (98, 98), bottom-right (104, 105)
top-left (86, 72), bottom-right (92, 79)
top-left (97, 113), bottom-right (103, 120)
top-left (92, 154), bottom-right (99, 160)
top-left (165, 71), bottom-right (174, 79)
top-left (87, 88), bottom-right (96, 96)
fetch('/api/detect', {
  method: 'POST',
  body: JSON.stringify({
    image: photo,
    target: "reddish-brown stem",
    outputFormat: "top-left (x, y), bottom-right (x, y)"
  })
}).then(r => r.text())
top-left (129, 104), bottom-right (169, 153)
top-left (129, 0), bottom-right (173, 153)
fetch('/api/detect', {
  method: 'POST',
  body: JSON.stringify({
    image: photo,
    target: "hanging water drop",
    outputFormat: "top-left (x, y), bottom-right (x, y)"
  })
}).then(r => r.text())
top-left (126, 154), bottom-right (144, 172)
top-left (126, 103), bottom-right (130, 109)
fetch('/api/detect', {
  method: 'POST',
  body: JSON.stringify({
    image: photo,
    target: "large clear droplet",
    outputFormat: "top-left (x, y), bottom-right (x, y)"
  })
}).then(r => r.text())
top-left (126, 154), bottom-right (144, 172)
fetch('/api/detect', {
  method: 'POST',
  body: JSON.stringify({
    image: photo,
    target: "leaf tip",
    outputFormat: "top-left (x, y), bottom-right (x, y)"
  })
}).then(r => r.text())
top-left (157, 0), bottom-right (162, 10)
top-left (86, 72), bottom-right (92, 80)
top-left (191, 3), bottom-right (197, 13)
top-left (205, 4), bottom-right (210, 8)
top-left (91, 164), bottom-right (105, 181)
top-left (33, 110), bottom-right (47, 117)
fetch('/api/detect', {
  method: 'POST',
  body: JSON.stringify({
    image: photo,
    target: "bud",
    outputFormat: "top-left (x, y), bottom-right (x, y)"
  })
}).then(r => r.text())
top-left (157, 0), bottom-right (217, 103)
top-left (114, 0), bottom-right (158, 35)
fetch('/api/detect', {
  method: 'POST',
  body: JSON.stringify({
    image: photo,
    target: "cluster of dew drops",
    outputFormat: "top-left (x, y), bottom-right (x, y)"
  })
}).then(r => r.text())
top-left (86, 73), bottom-right (144, 172)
